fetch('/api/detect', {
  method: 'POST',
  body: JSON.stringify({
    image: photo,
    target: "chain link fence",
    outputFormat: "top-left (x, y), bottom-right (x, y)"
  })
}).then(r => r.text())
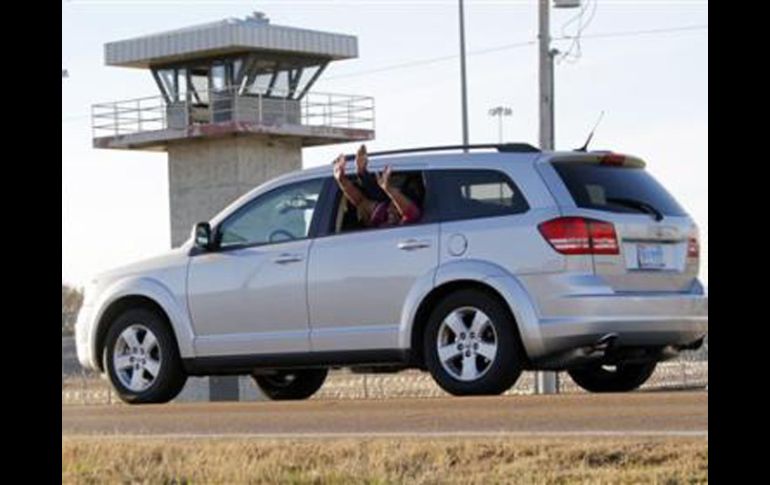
top-left (62, 336), bottom-right (707, 405)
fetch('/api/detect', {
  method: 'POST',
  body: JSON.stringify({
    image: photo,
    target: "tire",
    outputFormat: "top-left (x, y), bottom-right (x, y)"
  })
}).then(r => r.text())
top-left (424, 289), bottom-right (524, 396)
top-left (253, 369), bottom-right (328, 400)
top-left (103, 308), bottom-right (187, 404)
top-left (568, 362), bottom-right (657, 393)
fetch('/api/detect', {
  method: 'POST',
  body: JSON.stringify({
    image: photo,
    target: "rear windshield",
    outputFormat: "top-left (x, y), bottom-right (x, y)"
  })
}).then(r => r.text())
top-left (553, 162), bottom-right (687, 217)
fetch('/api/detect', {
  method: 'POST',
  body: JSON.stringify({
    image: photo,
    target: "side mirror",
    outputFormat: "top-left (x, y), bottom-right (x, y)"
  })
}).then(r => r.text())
top-left (192, 222), bottom-right (215, 251)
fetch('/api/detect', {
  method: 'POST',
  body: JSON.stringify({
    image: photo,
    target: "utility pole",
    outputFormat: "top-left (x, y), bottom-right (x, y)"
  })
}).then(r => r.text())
top-left (536, 0), bottom-right (559, 395)
top-left (538, 0), bottom-right (555, 152)
top-left (459, 0), bottom-right (469, 151)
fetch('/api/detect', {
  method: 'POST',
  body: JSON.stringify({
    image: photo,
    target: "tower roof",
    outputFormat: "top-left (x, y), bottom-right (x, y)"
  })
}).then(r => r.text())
top-left (105, 13), bottom-right (358, 68)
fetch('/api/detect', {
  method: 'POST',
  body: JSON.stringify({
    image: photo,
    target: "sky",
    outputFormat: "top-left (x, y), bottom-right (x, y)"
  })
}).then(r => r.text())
top-left (62, 0), bottom-right (708, 287)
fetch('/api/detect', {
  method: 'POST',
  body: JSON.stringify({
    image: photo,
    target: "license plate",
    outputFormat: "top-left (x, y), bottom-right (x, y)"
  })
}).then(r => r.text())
top-left (637, 244), bottom-right (665, 269)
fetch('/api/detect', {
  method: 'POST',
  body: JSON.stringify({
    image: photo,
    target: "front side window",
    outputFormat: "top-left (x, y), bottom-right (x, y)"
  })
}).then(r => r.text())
top-left (218, 178), bottom-right (324, 248)
top-left (430, 169), bottom-right (529, 221)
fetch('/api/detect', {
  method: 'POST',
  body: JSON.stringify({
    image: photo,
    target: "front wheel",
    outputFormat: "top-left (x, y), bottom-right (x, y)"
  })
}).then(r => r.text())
top-left (567, 362), bottom-right (657, 393)
top-left (424, 289), bottom-right (524, 396)
top-left (252, 369), bottom-right (328, 400)
top-left (103, 308), bottom-right (187, 404)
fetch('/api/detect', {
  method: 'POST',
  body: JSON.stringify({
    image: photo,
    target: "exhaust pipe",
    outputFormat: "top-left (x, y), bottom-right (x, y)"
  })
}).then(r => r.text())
top-left (591, 333), bottom-right (618, 353)
top-left (535, 333), bottom-right (620, 369)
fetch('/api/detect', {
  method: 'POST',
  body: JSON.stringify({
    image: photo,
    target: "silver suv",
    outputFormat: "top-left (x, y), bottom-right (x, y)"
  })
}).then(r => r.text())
top-left (75, 144), bottom-right (708, 403)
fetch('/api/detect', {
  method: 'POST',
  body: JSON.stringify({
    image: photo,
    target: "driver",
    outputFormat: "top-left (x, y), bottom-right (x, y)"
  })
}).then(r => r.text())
top-left (332, 145), bottom-right (422, 228)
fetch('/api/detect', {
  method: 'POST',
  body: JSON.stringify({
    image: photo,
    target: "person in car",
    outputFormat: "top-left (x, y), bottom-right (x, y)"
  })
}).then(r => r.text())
top-left (333, 145), bottom-right (422, 228)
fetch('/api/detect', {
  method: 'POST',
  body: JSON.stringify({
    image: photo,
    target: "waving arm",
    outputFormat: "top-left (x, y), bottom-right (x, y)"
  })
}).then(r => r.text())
top-left (333, 154), bottom-right (375, 219)
top-left (377, 165), bottom-right (421, 222)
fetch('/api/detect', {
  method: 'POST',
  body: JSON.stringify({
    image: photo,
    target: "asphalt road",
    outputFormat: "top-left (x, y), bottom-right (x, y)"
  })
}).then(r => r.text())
top-left (62, 391), bottom-right (707, 438)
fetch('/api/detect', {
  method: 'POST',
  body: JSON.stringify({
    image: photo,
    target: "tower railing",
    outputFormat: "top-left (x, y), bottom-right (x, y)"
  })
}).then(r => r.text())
top-left (91, 86), bottom-right (375, 138)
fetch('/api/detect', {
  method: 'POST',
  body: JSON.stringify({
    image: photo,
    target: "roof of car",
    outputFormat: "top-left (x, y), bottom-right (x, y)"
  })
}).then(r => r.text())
top-left (209, 147), bottom-right (639, 227)
top-left (284, 148), bottom-right (623, 181)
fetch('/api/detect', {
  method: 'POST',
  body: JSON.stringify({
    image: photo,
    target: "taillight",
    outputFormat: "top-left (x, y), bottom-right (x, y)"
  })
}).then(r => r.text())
top-left (589, 220), bottom-right (620, 254)
top-left (687, 236), bottom-right (699, 258)
top-left (538, 217), bottom-right (620, 255)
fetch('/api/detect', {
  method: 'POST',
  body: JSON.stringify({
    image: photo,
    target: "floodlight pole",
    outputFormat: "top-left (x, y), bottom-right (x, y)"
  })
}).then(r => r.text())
top-left (459, 0), bottom-right (469, 151)
top-left (488, 107), bottom-right (512, 143)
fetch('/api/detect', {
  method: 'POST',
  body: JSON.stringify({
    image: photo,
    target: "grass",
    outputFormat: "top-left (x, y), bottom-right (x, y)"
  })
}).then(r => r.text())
top-left (62, 436), bottom-right (707, 484)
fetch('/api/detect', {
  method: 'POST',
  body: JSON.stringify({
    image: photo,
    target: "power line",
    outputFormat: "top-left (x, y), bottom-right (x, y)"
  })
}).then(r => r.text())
top-left (557, 0), bottom-right (598, 64)
top-left (566, 24), bottom-right (707, 40)
top-left (325, 24), bottom-right (707, 81)
top-left (62, 23), bottom-right (707, 123)
top-left (324, 40), bottom-right (534, 80)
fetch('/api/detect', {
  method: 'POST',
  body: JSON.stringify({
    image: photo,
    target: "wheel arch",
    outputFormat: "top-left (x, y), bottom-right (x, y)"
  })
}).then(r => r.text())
top-left (95, 296), bottom-right (167, 372)
top-left (400, 259), bottom-right (545, 367)
top-left (408, 280), bottom-right (505, 367)
top-left (90, 278), bottom-right (195, 372)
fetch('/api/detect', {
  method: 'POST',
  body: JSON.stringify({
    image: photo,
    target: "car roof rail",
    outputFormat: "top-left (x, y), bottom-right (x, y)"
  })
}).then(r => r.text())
top-left (342, 143), bottom-right (540, 161)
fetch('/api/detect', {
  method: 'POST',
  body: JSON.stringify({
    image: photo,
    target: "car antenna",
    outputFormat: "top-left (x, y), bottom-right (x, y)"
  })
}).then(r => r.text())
top-left (575, 110), bottom-right (605, 152)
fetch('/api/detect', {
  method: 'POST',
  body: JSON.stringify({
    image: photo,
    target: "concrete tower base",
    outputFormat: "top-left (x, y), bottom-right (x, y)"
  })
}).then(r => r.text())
top-left (168, 135), bottom-right (302, 401)
top-left (168, 135), bottom-right (302, 247)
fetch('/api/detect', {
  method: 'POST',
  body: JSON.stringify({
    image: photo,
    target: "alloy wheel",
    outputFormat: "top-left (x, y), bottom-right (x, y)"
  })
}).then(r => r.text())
top-left (113, 324), bottom-right (162, 392)
top-left (436, 306), bottom-right (498, 382)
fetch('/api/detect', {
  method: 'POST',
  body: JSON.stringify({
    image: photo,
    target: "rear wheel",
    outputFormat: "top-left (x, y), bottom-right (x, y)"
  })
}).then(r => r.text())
top-left (103, 308), bottom-right (187, 404)
top-left (568, 362), bottom-right (657, 393)
top-left (424, 289), bottom-right (524, 396)
top-left (252, 369), bottom-right (328, 400)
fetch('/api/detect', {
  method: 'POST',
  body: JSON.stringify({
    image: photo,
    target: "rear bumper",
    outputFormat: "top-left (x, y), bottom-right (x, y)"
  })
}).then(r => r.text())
top-left (508, 270), bottom-right (709, 364)
top-left (534, 292), bottom-right (707, 360)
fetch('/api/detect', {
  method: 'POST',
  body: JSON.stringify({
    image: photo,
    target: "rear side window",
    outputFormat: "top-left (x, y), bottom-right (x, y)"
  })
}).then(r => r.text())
top-left (429, 169), bottom-right (529, 221)
top-left (553, 162), bottom-right (687, 217)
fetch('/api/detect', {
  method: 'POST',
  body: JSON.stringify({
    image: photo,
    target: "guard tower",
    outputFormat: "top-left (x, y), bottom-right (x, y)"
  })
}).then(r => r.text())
top-left (92, 13), bottom-right (374, 401)
top-left (93, 12), bottom-right (374, 247)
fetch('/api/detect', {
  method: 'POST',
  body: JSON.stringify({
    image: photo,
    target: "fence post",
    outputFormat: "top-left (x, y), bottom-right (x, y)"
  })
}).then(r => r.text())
top-left (681, 358), bottom-right (688, 388)
top-left (80, 371), bottom-right (88, 405)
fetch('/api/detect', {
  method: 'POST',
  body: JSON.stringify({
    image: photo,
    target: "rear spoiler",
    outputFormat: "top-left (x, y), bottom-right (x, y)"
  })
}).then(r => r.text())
top-left (546, 152), bottom-right (646, 169)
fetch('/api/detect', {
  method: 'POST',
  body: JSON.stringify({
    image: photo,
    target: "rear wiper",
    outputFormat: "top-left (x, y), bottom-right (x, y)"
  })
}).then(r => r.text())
top-left (606, 197), bottom-right (663, 221)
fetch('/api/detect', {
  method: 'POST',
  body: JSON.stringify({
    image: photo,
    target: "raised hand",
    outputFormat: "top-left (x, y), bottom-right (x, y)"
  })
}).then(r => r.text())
top-left (356, 144), bottom-right (368, 176)
top-left (376, 165), bottom-right (393, 191)
top-left (333, 154), bottom-right (346, 181)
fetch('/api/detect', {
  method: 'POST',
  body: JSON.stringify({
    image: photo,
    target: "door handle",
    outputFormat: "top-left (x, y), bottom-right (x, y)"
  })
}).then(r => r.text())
top-left (397, 239), bottom-right (431, 251)
top-left (273, 253), bottom-right (303, 264)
